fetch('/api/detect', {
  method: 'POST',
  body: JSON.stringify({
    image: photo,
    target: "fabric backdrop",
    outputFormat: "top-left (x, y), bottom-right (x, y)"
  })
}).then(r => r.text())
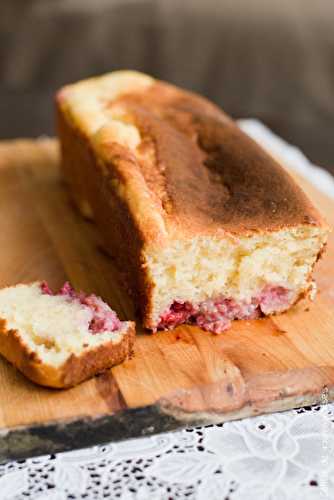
top-left (1, 0), bottom-right (333, 170)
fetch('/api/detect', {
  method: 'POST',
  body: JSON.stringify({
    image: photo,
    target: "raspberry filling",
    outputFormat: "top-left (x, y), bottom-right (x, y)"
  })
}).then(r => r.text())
top-left (157, 286), bottom-right (293, 334)
top-left (40, 281), bottom-right (122, 333)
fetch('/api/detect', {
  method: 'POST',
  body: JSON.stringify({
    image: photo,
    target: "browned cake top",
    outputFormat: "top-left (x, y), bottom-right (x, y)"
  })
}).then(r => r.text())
top-left (59, 72), bottom-right (326, 243)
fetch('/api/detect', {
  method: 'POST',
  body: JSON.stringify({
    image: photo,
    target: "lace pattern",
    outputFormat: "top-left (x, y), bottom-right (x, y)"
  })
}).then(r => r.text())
top-left (1, 405), bottom-right (334, 500)
top-left (1, 120), bottom-right (333, 500)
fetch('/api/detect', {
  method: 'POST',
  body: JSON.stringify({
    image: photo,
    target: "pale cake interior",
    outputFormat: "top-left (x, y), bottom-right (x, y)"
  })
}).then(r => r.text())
top-left (0, 283), bottom-right (126, 367)
top-left (146, 225), bottom-right (327, 327)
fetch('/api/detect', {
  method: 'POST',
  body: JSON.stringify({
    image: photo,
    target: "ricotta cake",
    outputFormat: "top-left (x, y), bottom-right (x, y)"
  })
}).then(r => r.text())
top-left (0, 282), bottom-right (135, 388)
top-left (56, 70), bottom-right (329, 333)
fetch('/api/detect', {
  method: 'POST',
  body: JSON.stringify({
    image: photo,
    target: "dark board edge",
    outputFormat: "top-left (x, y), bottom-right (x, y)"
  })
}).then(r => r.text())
top-left (0, 403), bottom-right (194, 464)
top-left (1, 387), bottom-right (333, 463)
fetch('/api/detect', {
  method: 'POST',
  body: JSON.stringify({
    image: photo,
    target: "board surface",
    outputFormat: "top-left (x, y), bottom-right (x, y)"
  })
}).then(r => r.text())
top-left (0, 138), bottom-right (333, 461)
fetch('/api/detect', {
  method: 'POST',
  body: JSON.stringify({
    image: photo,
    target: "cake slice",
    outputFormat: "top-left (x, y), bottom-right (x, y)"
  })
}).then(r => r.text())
top-left (0, 282), bottom-right (135, 388)
top-left (56, 70), bottom-right (330, 333)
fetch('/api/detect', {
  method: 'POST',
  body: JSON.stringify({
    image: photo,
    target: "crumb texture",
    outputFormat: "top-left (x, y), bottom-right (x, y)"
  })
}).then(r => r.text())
top-left (0, 283), bottom-right (126, 367)
top-left (146, 226), bottom-right (327, 328)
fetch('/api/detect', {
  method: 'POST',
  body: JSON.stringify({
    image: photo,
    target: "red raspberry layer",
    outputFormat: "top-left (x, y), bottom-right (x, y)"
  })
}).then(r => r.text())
top-left (158, 286), bottom-right (292, 334)
top-left (40, 281), bottom-right (122, 333)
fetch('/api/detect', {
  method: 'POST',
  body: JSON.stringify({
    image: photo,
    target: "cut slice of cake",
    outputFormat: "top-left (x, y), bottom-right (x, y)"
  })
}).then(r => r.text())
top-left (56, 70), bottom-right (330, 334)
top-left (0, 282), bottom-right (135, 388)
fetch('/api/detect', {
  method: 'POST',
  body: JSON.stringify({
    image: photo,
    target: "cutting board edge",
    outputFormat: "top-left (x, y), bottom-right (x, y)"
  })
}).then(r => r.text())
top-left (1, 383), bottom-right (333, 463)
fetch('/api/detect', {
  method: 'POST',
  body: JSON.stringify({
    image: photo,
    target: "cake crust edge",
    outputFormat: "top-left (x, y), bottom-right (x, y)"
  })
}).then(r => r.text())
top-left (0, 317), bottom-right (135, 389)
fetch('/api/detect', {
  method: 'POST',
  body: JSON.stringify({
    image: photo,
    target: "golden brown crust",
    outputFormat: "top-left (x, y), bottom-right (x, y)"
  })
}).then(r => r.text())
top-left (57, 73), bottom-right (327, 247)
top-left (57, 109), bottom-right (155, 327)
top-left (113, 81), bottom-right (326, 236)
top-left (0, 318), bottom-right (135, 389)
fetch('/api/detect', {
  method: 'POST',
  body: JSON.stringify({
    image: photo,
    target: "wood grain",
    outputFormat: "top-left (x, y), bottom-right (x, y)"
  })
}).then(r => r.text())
top-left (0, 138), bottom-right (333, 461)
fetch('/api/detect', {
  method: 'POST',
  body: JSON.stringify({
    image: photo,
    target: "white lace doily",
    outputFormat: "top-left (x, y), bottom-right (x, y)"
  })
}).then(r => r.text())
top-left (1, 120), bottom-right (334, 500)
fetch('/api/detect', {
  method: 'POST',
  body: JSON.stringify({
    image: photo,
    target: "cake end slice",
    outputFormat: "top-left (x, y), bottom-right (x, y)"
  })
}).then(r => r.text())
top-left (0, 282), bottom-right (135, 388)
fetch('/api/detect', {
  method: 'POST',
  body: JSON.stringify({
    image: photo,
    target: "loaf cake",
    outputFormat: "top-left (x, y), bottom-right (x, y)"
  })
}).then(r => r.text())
top-left (56, 71), bottom-right (329, 333)
top-left (0, 282), bottom-right (135, 388)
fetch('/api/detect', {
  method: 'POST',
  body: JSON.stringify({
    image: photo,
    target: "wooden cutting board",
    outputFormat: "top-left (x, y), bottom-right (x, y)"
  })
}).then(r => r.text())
top-left (0, 138), bottom-right (333, 462)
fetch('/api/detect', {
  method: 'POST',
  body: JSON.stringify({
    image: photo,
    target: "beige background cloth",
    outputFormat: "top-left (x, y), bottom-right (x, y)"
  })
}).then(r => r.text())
top-left (1, 0), bottom-right (333, 171)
